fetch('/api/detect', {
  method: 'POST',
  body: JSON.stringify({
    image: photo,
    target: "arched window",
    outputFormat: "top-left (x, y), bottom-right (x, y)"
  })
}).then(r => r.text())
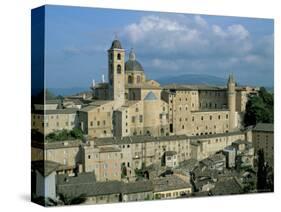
top-left (136, 75), bottom-right (141, 83)
top-left (117, 64), bottom-right (122, 73)
top-left (128, 75), bottom-right (133, 84)
top-left (117, 53), bottom-right (121, 60)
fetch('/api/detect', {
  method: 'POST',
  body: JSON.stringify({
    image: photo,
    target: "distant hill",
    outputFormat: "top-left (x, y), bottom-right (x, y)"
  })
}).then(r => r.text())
top-left (156, 74), bottom-right (227, 86)
top-left (48, 87), bottom-right (90, 96)
top-left (48, 75), bottom-right (273, 96)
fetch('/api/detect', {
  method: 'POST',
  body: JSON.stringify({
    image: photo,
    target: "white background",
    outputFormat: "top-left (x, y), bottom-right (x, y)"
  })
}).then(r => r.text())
top-left (0, 0), bottom-right (280, 211)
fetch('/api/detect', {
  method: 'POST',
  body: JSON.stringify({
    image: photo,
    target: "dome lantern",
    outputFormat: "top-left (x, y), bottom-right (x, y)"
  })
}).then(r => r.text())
top-left (125, 48), bottom-right (144, 72)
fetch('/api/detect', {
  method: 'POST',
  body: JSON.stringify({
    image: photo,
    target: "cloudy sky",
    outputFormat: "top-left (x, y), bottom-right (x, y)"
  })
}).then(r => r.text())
top-left (43, 5), bottom-right (274, 89)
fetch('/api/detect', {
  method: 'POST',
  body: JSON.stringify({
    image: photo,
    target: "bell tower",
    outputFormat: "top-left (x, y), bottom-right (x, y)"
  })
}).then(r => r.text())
top-left (108, 39), bottom-right (125, 103)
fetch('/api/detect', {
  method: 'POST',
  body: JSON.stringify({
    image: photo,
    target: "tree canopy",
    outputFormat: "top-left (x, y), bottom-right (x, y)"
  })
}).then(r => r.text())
top-left (244, 87), bottom-right (274, 127)
top-left (256, 149), bottom-right (273, 192)
top-left (45, 128), bottom-right (84, 142)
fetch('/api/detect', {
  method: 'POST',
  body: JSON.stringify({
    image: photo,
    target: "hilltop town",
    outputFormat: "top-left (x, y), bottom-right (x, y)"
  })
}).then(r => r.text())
top-left (31, 39), bottom-right (274, 205)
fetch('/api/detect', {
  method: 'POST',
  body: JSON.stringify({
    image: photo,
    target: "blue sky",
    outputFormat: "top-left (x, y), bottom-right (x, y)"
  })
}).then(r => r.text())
top-left (44, 5), bottom-right (274, 89)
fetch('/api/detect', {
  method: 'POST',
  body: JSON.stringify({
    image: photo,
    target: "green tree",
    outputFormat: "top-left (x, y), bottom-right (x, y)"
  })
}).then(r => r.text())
top-left (45, 128), bottom-right (84, 142)
top-left (244, 87), bottom-right (274, 127)
top-left (256, 149), bottom-right (267, 192)
top-left (70, 128), bottom-right (84, 139)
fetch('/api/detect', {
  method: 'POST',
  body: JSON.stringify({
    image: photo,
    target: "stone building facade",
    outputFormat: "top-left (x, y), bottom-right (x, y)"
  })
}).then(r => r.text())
top-left (32, 128), bottom-right (250, 182)
top-left (89, 39), bottom-right (258, 139)
top-left (252, 123), bottom-right (274, 167)
top-left (82, 143), bottom-right (121, 182)
top-left (32, 108), bottom-right (79, 135)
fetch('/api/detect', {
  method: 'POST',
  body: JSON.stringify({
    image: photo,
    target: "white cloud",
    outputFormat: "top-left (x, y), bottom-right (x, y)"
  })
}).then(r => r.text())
top-left (226, 24), bottom-right (249, 40)
top-left (120, 15), bottom-right (272, 85)
top-left (194, 15), bottom-right (208, 28)
top-left (122, 15), bottom-right (253, 58)
top-left (212, 25), bottom-right (227, 38)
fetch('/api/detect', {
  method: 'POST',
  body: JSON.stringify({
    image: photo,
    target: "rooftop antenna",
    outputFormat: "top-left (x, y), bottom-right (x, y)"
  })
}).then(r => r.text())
top-left (92, 79), bottom-right (95, 87)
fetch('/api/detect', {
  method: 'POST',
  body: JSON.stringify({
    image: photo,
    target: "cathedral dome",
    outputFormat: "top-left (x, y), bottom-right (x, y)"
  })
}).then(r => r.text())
top-left (125, 49), bottom-right (144, 72)
top-left (110, 39), bottom-right (122, 49)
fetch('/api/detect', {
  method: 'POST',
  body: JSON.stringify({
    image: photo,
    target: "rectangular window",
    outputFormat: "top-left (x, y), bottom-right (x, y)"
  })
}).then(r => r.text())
top-left (139, 115), bottom-right (143, 122)
top-left (132, 116), bottom-right (135, 123)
